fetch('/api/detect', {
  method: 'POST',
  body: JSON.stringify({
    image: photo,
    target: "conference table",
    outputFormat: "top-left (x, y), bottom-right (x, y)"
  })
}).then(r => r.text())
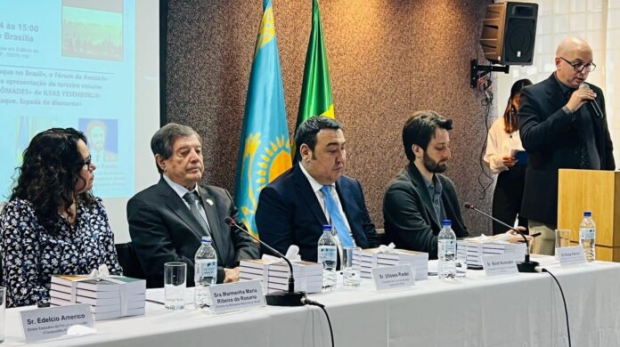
top-left (4, 257), bottom-right (620, 347)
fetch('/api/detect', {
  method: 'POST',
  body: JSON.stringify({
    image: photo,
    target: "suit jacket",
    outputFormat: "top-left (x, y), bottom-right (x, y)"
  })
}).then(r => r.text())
top-left (519, 74), bottom-right (615, 226)
top-left (383, 163), bottom-right (469, 259)
top-left (127, 178), bottom-right (259, 288)
top-left (255, 164), bottom-right (381, 262)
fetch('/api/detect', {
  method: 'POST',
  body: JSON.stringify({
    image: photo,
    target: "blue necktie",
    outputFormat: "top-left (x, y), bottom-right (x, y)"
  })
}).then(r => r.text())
top-left (320, 185), bottom-right (354, 247)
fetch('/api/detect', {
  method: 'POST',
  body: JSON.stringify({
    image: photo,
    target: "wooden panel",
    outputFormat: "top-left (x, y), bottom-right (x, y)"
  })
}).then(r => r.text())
top-left (557, 169), bottom-right (617, 247)
top-left (587, 245), bottom-right (617, 262)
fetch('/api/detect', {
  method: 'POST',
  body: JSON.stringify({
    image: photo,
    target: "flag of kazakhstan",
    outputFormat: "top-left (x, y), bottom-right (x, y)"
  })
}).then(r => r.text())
top-left (234, 0), bottom-right (291, 238)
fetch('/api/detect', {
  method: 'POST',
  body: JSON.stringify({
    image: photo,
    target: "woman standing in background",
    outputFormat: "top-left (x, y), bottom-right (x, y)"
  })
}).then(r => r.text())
top-left (484, 79), bottom-right (533, 234)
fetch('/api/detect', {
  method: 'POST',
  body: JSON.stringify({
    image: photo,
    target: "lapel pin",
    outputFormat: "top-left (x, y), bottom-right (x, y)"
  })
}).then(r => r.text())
top-left (206, 199), bottom-right (214, 206)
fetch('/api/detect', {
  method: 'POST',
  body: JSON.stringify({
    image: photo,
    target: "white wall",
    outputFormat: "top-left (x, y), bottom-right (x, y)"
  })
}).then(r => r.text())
top-left (496, 0), bottom-right (620, 163)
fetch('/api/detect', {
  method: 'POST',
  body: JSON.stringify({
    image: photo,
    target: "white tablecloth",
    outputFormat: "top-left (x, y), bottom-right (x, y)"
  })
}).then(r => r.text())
top-left (4, 259), bottom-right (620, 347)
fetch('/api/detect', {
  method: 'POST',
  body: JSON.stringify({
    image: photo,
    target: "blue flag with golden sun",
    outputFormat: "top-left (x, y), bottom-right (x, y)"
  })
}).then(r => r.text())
top-left (234, 0), bottom-right (292, 238)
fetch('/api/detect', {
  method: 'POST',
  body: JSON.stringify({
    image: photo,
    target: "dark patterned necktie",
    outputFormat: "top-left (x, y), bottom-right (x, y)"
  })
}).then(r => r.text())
top-left (183, 191), bottom-right (212, 237)
top-left (566, 88), bottom-right (590, 169)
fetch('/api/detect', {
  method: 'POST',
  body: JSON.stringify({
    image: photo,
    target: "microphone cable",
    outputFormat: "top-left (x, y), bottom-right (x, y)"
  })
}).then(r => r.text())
top-left (477, 75), bottom-right (495, 201)
top-left (302, 297), bottom-right (334, 347)
top-left (542, 269), bottom-right (571, 347)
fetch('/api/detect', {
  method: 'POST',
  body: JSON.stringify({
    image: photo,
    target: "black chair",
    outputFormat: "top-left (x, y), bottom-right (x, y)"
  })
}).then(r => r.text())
top-left (115, 242), bottom-right (145, 279)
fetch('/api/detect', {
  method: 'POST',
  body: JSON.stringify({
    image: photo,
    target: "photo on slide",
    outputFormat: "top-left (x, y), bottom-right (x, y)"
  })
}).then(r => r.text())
top-left (79, 118), bottom-right (119, 164)
top-left (61, 0), bottom-right (124, 61)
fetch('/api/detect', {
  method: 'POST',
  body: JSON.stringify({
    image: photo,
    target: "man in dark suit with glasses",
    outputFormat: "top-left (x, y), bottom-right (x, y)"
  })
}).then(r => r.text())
top-left (519, 37), bottom-right (615, 255)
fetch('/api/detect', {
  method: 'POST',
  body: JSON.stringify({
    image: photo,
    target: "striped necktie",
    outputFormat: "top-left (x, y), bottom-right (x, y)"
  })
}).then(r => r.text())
top-left (183, 191), bottom-right (212, 237)
top-left (320, 185), bottom-right (354, 247)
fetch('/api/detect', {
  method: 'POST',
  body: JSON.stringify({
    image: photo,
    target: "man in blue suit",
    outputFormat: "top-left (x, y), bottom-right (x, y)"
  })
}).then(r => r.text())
top-left (256, 117), bottom-right (381, 262)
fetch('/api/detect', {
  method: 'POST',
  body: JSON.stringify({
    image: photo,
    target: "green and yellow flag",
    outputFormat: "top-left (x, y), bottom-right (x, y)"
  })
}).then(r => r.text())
top-left (294, 0), bottom-right (334, 161)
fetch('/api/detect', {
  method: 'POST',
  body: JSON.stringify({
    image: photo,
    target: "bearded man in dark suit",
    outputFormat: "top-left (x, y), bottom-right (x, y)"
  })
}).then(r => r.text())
top-left (383, 111), bottom-right (528, 259)
top-left (383, 111), bottom-right (469, 259)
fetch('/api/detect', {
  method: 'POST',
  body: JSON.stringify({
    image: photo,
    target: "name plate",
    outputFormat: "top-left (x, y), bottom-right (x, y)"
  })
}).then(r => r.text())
top-left (209, 280), bottom-right (265, 314)
top-left (482, 254), bottom-right (519, 277)
top-left (557, 246), bottom-right (586, 266)
top-left (372, 265), bottom-right (416, 290)
top-left (20, 304), bottom-right (94, 342)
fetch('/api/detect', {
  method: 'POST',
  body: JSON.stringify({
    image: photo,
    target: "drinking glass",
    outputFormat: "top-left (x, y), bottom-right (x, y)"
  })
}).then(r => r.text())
top-left (455, 242), bottom-right (467, 278)
top-left (164, 262), bottom-right (187, 310)
top-left (455, 258), bottom-right (468, 278)
top-left (342, 247), bottom-right (361, 287)
top-left (555, 229), bottom-right (571, 258)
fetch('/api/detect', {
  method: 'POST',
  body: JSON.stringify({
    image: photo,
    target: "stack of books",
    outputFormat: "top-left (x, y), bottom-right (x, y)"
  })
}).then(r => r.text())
top-left (239, 259), bottom-right (323, 294)
top-left (457, 240), bottom-right (527, 268)
top-left (353, 249), bottom-right (377, 276)
top-left (50, 275), bottom-right (146, 320)
top-left (353, 248), bottom-right (429, 280)
top-left (239, 259), bottom-right (274, 293)
top-left (457, 241), bottom-right (479, 267)
top-left (267, 261), bottom-right (323, 294)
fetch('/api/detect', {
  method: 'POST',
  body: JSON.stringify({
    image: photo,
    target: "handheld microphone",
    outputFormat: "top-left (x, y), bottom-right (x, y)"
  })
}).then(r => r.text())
top-left (463, 202), bottom-right (539, 273)
top-left (225, 217), bottom-right (307, 306)
top-left (579, 83), bottom-right (603, 118)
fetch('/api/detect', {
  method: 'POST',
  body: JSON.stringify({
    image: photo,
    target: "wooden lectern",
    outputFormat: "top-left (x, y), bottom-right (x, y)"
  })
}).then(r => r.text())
top-left (557, 169), bottom-right (620, 261)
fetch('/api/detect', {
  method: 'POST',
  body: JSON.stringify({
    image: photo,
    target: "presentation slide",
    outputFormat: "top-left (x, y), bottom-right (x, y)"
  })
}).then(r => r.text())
top-left (0, 0), bottom-right (160, 242)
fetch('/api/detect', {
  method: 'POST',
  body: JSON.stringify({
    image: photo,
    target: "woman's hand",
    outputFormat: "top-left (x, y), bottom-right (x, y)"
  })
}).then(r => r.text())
top-left (502, 156), bottom-right (517, 168)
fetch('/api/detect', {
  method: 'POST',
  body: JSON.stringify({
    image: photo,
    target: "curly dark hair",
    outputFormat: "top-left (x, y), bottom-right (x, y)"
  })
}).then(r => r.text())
top-left (10, 128), bottom-right (94, 230)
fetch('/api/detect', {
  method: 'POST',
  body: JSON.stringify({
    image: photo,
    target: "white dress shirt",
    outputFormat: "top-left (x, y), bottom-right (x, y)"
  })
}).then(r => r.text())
top-left (484, 118), bottom-right (525, 174)
top-left (163, 174), bottom-right (211, 229)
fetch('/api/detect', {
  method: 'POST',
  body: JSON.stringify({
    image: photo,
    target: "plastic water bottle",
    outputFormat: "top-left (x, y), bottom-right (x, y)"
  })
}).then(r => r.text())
top-left (579, 211), bottom-right (596, 262)
top-left (195, 236), bottom-right (217, 310)
top-left (318, 225), bottom-right (337, 292)
top-left (438, 219), bottom-right (456, 280)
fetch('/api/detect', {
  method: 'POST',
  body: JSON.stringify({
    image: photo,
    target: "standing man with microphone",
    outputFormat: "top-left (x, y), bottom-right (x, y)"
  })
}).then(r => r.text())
top-left (519, 37), bottom-right (615, 255)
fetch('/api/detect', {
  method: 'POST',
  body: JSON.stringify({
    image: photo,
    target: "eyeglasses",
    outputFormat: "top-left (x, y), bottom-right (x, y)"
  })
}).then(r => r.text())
top-left (559, 57), bottom-right (596, 73)
top-left (82, 155), bottom-right (94, 171)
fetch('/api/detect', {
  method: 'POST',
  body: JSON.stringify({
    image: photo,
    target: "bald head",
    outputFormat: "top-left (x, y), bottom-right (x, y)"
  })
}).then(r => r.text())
top-left (556, 37), bottom-right (592, 57)
top-left (555, 37), bottom-right (593, 88)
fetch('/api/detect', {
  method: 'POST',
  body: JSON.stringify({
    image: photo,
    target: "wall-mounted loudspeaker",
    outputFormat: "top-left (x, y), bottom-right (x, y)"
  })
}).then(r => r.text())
top-left (480, 2), bottom-right (538, 65)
